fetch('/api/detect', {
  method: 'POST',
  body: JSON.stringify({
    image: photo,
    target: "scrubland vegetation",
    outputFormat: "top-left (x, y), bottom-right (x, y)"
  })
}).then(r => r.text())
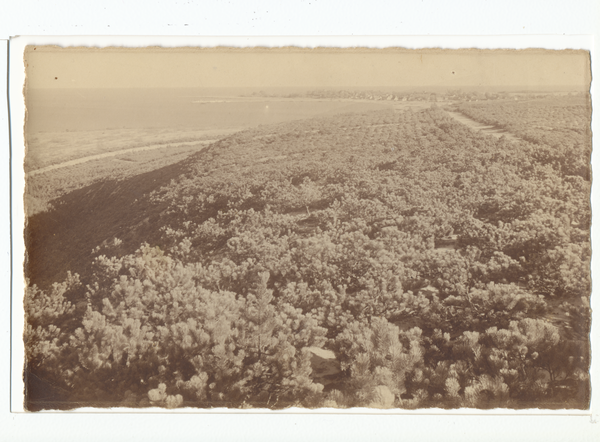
top-left (454, 96), bottom-right (591, 179)
top-left (24, 100), bottom-right (591, 410)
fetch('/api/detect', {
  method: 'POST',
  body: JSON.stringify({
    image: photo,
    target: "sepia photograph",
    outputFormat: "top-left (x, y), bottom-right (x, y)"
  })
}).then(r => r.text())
top-left (21, 46), bottom-right (592, 412)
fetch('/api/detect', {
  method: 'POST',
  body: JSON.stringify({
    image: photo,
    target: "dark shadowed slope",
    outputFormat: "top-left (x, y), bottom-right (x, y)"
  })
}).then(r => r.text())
top-left (25, 158), bottom-right (193, 289)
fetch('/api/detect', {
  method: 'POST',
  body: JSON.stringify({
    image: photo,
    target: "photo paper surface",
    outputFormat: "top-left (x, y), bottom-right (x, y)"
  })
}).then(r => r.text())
top-left (22, 46), bottom-right (592, 411)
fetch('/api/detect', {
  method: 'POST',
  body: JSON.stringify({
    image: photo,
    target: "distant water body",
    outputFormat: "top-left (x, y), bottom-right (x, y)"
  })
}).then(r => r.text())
top-left (26, 88), bottom-right (392, 133)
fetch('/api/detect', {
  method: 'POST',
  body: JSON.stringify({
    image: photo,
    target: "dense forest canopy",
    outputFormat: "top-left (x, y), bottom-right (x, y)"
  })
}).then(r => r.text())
top-left (24, 99), bottom-right (591, 410)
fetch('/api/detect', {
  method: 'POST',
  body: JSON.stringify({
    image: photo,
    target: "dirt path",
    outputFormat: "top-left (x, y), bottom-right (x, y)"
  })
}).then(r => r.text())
top-left (445, 110), bottom-right (521, 142)
top-left (27, 139), bottom-right (217, 177)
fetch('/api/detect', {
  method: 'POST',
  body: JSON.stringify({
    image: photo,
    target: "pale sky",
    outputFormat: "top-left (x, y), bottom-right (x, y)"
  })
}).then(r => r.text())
top-left (24, 47), bottom-right (590, 90)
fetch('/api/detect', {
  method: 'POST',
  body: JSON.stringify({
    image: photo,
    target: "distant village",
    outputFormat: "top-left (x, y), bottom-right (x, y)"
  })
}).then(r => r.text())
top-left (246, 89), bottom-right (586, 102)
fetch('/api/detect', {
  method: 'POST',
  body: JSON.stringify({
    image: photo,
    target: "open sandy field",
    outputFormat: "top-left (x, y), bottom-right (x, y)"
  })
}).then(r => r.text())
top-left (25, 127), bottom-right (239, 172)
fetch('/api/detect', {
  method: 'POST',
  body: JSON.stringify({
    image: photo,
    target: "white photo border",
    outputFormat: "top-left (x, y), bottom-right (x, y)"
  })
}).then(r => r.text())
top-left (4, 26), bottom-right (600, 442)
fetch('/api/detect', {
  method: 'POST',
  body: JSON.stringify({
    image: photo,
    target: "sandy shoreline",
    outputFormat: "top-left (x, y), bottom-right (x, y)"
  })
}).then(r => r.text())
top-left (25, 126), bottom-right (241, 173)
top-left (27, 139), bottom-right (218, 177)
